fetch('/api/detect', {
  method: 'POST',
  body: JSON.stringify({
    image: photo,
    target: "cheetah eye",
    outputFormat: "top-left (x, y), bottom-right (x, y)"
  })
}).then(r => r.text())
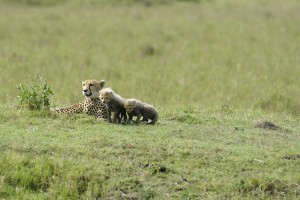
top-left (90, 84), bottom-right (94, 86)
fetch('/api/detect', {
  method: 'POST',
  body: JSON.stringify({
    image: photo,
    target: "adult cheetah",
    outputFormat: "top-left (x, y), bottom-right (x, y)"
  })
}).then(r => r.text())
top-left (52, 80), bottom-right (109, 121)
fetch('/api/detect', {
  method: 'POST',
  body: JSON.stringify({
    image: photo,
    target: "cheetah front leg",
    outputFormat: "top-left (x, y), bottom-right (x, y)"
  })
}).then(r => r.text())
top-left (121, 110), bottom-right (127, 124)
top-left (96, 108), bottom-right (109, 122)
top-left (135, 113), bottom-right (142, 124)
top-left (108, 110), bottom-right (113, 123)
top-left (128, 113), bottom-right (134, 124)
top-left (111, 111), bottom-right (122, 123)
top-left (113, 111), bottom-right (122, 123)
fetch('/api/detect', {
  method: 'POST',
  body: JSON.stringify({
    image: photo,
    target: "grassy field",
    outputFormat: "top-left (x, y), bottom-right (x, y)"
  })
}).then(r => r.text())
top-left (1, 0), bottom-right (300, 199)
top-left (1, 105), bottom-right (300, 199)
top-left (0, 0), bottom-right (300, 112)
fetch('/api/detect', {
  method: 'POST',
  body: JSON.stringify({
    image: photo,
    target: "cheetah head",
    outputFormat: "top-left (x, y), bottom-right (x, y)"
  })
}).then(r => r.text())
top-left (99, 88), bottom-right (114, 104)
top-left (124, 99), bottom-right (136, 113)
top-left (82, 80), bottom-right (105, 99)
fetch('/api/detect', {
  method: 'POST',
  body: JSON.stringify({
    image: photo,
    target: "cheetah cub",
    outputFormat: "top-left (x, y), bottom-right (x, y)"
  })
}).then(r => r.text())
top-left (124, 98), bottom-right (158, 125)
top-left (99, 88), bottom-right (127, 123)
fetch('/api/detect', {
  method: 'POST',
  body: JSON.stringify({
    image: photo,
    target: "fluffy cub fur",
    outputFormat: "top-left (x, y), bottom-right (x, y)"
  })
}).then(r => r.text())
top-left (124, 98), bottom-right (158, 124)
top-left (99, 88), bottom-right (127, 123)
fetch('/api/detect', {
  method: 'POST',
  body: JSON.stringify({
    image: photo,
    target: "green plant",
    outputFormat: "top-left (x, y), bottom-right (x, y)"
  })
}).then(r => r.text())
top-left (17, 75), bottom-right (53, 110)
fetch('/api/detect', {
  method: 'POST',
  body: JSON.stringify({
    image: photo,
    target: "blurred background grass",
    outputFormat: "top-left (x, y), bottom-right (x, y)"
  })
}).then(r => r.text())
top-left (0, 0), bottom-right (299, 114)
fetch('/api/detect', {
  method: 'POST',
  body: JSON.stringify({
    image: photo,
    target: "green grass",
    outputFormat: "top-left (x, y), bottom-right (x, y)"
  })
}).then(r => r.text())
top-left (0, 0), bottom-right (300, 114)
top-left (1, 0), bottom-right (300, 199)
top-left (1, 105), bottom-right (300, 199)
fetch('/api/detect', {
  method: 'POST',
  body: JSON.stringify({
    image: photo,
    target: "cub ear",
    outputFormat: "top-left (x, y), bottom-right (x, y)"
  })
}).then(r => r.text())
top-left (99, 80), bottom-right (105, 88)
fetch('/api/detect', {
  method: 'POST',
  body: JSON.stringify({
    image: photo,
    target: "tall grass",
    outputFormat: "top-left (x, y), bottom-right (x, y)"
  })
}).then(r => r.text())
top-left (0, 0), bottom-right (299, 115)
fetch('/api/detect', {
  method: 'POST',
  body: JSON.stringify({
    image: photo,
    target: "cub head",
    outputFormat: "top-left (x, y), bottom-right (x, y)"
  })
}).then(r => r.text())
top-left (82, 80), bottom-right (105, 98)
top-left (124, 99), bottom-right (136, 113)
top-left (99, 88), bottom-right (114, 104)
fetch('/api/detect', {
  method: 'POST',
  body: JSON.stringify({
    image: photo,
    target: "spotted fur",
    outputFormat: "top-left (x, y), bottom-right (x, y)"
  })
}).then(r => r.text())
top-left (52, 80), bottom-right (109, 120)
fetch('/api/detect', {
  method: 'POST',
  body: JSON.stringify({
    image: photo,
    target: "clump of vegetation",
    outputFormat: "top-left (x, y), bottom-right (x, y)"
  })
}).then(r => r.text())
top-left (17, 75), bottom-right (53, 110)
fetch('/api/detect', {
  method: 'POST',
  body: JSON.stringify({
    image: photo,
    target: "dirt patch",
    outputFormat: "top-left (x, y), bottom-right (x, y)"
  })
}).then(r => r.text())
top-left (141, 44), bottom-right (156, 56)
top-left (282, 155), bottom-right (300, 160)
top-left (254, 121), bottom-right (281, 131)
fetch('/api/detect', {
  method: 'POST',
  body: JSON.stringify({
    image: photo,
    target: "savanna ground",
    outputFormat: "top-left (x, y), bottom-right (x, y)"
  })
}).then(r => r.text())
top-left (0, 0), bottom-right (300, 199)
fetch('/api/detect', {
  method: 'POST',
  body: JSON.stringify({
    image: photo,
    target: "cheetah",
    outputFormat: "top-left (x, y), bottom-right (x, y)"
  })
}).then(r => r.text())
top-left (52, 80), bottom-right (109, 121)
top-left (99, 88), bottom-right (127, 123)
top-left (124, 98), bottom-right (158, 125)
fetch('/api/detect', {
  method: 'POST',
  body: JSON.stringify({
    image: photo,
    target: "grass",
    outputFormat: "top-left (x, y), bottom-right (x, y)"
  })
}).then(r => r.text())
top-left (1, 105), bottom-right (300, 199)
top-left (0, 0), bottom-right (300, 199)
top-left (0, 0), bottom-right (300, 114)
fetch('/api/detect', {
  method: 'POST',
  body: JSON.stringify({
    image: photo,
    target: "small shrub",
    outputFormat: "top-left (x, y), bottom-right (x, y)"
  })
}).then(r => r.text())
top-left (17, 75), bottom-right (53, 110)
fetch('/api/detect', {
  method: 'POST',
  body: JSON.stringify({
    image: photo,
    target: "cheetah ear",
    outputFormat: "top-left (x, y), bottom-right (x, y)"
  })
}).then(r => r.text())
top-left (99, 80), bottom-right (105, 88)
